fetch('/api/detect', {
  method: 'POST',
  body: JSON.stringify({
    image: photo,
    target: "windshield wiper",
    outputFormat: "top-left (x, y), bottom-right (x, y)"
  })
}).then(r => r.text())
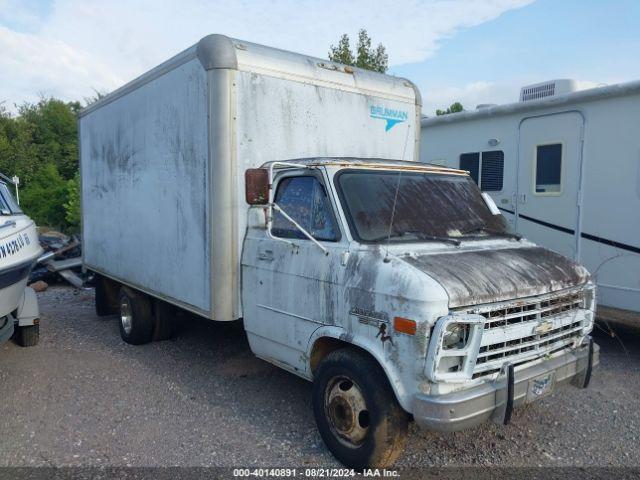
top-left (461, 226), bottom-right (522, 241)
top-left (414, 233), bottom-right (461, 246)
top-left (368, 231), bottom-right (461, 246)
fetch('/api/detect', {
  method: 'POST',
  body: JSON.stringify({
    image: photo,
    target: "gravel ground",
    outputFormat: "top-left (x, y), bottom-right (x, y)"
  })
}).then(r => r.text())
top-left (0, 285), bottom-right (639, 469)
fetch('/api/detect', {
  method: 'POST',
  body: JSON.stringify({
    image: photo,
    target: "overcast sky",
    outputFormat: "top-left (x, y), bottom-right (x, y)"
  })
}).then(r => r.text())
top-left (1, 0), bottom-right (639, 115)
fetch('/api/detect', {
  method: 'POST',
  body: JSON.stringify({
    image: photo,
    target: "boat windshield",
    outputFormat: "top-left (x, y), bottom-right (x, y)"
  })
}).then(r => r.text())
top-left (0, 182), bottom-right (22, 215)
top-left (335, 169), bottom-right (507, 243)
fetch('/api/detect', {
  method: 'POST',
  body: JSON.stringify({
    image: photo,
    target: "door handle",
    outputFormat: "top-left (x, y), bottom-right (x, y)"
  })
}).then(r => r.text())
top-left (258, 250), bottom-right (274, 262)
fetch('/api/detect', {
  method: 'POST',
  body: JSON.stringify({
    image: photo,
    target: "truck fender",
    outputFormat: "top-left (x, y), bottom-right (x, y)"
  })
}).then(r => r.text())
top-left (306, 325), bottom-right (413, 413)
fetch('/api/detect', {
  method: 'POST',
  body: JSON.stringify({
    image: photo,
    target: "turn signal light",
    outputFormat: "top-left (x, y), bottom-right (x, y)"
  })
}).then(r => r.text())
top-left (393, 316), bottom-right (416, 335)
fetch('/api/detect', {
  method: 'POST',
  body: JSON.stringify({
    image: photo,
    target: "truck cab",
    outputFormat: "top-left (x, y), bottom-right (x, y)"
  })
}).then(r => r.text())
top-left (241, 158), bottom-right (598, 468)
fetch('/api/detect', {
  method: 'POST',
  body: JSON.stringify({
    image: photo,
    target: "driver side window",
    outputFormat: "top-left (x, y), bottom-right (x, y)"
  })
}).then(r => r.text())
top-left (272, 176), bottom-right (338, 242)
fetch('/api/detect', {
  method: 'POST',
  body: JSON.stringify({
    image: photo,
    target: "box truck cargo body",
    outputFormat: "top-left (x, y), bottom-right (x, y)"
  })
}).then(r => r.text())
top-left (79, 34), bottom-right (421, 321)
top-left (80, 36), bottom-right (598, 468)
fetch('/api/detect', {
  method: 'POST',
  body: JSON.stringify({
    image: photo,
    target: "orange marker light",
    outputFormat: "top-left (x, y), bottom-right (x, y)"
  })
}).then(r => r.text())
top-left (393, 317), bottom-right (417, 335)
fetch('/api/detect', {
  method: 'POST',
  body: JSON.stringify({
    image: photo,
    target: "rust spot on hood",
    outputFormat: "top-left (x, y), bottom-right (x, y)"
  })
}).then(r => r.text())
top-left (403, 246), bottom-right (590, 308)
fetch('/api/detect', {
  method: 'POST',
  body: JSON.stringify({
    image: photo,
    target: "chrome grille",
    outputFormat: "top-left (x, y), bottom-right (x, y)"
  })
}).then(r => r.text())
top-left (459, 289), bottom-right (587, 379)
top-left (480, 291), bottom-right (583, 330)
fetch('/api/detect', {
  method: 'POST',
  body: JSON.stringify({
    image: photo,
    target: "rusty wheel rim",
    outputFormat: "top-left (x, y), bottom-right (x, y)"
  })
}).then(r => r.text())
top-left (325, 375), bottom-right (370, 448)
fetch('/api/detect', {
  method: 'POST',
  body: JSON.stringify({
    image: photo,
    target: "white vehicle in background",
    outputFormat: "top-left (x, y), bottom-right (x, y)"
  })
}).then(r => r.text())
top-left (421, 79), bottom-right (640, 318)
top-left (79, 35), bottom-right (598, 468)
top-left (0, 173), bottom-right (42, 347)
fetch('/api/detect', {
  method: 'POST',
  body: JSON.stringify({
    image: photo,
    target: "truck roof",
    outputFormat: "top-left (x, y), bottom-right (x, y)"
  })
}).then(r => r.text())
top-left (263, 157), bottom-right (467, 175)
top-left (80, 34), bottom-right (420, 118)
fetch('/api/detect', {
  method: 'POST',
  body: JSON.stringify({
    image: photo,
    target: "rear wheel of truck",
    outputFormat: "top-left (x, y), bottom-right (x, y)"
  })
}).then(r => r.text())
top-left (312, 348), bottom-right (408, 469)
top-left (14, 324), bottom-right (39, 347)
top-left (118, 287), bottom-right (153, 345)
top-left (95, 274), bottom-right (119, 317)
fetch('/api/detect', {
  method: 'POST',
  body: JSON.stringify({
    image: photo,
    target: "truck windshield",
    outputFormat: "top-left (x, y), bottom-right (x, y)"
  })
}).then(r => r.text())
top-left (335, 170), bottom-right (507, 243)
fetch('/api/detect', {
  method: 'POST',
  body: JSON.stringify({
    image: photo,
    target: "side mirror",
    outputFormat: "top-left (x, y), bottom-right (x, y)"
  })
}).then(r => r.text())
top-left (245, 168), bottom-right (269, 205)
top-left (481, 192), bottom-right (501, 215)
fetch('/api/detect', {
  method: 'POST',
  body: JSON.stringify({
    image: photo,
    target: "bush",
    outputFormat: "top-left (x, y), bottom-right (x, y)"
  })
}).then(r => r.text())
top-left (64, 171), bottom-right (81, 232)
top-left (20, 163), bottom-right (68, 230)
top-left (1, 97), bottom-right (83, 232)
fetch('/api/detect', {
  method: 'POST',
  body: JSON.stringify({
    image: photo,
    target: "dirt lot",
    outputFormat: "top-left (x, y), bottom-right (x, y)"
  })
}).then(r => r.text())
top-left (1, 286), bottom-right (639, 469)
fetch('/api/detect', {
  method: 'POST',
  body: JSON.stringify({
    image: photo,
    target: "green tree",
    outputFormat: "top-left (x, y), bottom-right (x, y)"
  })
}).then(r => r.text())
top-left (328, 34), bottom-right (354, 67)
top-left (328, 29), bottom-right (388, 73)
top-left (19, 163), bottom-right (68, 229)
top-left (0, 97), bottom-right (82, 231)
top-left (63, 171), bottom-right (81, 232)
top-left (435, 102), bottom-right (464, 116)
top-left (83, 89), bottom-right (107, 107)
top-left (0, 105), bottom-right (39, 183)
top-left (17, 98), bottom-right (81, 179)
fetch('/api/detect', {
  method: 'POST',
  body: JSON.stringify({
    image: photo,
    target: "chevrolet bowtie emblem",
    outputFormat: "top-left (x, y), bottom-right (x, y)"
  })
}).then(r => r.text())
top-left (533, 320), bottom-right (554, 335)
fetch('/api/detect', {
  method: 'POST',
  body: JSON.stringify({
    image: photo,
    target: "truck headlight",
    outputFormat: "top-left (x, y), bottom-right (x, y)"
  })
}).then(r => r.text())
top-left (425, 314), bottom-right (485, 383)
top-left (442, 323), bottom-right (469, 349)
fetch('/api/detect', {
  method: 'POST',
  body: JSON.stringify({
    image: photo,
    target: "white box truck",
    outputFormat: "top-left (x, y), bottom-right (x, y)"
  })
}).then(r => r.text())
top-left (80, 35), bottom-right (598, 468)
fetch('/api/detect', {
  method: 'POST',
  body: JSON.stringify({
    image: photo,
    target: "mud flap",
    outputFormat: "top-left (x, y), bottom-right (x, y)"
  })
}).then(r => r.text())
top-left (571, 336), bottom-right (594, 389)
top-left (490, 362), bottom-right (514, 426)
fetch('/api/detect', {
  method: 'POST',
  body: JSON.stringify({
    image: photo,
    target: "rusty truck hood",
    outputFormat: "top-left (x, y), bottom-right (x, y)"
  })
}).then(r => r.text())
top-left (402, 245), bottom-right (590, 308)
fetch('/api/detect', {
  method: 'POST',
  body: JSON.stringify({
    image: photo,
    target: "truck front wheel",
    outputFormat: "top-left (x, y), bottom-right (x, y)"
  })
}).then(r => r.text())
top-left (312, 348), bottom-right (408, 469)
top-left (118, 287), bottom-right (153, 345)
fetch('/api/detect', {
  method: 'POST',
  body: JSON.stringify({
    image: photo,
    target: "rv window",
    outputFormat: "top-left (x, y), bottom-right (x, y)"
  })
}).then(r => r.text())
top-left (272, 175), bottom-right (339, 242)
top-left (460, 151), bottom-right (504, 192)
top-left (535, 144), bottom-right (562, 194)
top-left (459, 153), bottom-right (479, 184)
top-left (480, 151), bottom-right (504, 192)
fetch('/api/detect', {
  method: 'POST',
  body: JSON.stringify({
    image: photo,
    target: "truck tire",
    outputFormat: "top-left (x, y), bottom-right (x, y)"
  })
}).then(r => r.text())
top-left (118, 287), bottom-right (153, 345)
top-left (152, 299), bottom-right (176, 341)
top-left (312, 348), bottom-right (409, 469)
top-left (15, 324), bottom-right (39, 347)
top-left (95, 275), bottom-right (118, 317)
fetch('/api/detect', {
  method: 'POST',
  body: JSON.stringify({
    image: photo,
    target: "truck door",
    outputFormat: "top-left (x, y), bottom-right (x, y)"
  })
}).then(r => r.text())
top-left (241, 171), bottom-right (345, 376)
top-left (516, 112), bottom-right (584, 260)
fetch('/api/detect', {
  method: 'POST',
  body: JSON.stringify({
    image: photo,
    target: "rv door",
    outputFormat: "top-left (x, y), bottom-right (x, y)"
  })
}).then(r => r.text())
top-left (516, 112), bottom-right (584, 260)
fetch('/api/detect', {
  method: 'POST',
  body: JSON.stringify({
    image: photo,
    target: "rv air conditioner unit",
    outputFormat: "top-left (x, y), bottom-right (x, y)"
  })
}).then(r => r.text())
top-left (519, 79), bottom-right (581, 102)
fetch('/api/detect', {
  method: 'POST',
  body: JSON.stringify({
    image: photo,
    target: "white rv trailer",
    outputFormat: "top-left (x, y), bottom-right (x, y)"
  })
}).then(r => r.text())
top-left (420, 79), bottom-right (640, 316)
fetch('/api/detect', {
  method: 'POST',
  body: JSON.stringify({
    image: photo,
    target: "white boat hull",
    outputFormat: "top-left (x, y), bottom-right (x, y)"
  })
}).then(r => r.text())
top-left (0, 215), bottom-right (42, 318)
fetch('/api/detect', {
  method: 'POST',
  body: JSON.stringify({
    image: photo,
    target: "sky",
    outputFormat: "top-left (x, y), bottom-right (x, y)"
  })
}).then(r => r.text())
top-left (0, 0), bottom-right (639, 115)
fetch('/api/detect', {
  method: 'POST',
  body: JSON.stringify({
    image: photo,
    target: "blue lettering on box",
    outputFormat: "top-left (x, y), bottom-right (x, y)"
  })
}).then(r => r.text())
top-left (370, 105), bottom-right (409, 131)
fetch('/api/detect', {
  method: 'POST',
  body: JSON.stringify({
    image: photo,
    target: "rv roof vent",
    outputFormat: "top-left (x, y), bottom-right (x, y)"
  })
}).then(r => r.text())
top-left (519, 79), bottom-right (581, 102)
top-left (476, 103), bottom-right (497, 110)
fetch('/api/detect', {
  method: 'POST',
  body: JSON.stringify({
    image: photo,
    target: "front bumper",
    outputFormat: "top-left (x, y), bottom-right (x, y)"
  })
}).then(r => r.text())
top-left (413, 338), bottom-right (599, 432)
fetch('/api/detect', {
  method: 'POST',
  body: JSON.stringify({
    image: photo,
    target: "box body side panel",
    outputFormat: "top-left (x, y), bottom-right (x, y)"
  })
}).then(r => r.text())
top-left (80, 59), bottom-right (210, 313)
